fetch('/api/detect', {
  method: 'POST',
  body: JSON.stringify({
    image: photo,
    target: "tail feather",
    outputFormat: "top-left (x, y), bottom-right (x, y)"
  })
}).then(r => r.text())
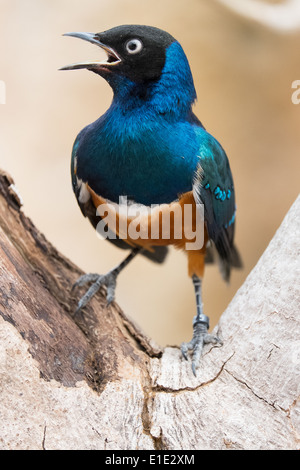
top-left (217, 244), bottom-right (243, 282)
top-left (230, 244), bottom-right (243, 268)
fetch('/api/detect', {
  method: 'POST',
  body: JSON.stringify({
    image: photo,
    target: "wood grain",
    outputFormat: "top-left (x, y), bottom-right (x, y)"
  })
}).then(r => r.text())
top-left (0, 169), bottom-right (299, 450)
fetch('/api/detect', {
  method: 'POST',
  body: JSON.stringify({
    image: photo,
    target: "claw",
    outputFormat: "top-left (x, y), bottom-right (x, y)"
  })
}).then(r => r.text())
top-left (181, 322), bottom-right (222, 375)
top-left (72, 250), bottom-right (140, 313)
top-left (73, 270), bottom-right (118, 312)
top-left (180, 343), bottom-right (189, 361)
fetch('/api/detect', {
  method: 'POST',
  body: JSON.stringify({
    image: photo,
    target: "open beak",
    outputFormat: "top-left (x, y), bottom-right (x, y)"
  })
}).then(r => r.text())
top-left (59, 32), bottom-right (121, 71)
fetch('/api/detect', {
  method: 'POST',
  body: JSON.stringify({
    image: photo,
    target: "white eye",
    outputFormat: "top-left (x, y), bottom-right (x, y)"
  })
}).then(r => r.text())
top-left (125, 38), bottom-right (143, 55)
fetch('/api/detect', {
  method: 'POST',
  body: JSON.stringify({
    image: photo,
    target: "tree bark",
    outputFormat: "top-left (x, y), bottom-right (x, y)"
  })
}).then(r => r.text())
top-left (0, 168), bottom-right (299, 450)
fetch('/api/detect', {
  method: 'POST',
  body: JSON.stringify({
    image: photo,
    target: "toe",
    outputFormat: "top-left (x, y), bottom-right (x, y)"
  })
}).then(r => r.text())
top-left (181, 342), bottom-right (189, 361)
top-left (75, 279), bottom-right (103, 311)
top-left (191, 337), bottom-right (205, 374)
top-left (204, 334), bottom-right (223, 346)
top-left (180, 323), bottom-right (224, 375)
top-left (72, 273), bottom-right (99, 290)
top-left (106, 287), bottom-right (115, 306)
top-left (181, 338), bottom-right (196, 361)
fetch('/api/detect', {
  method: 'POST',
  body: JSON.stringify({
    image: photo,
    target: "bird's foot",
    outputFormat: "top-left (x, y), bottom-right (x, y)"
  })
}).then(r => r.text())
top-left (181, 316), bottom-right (222, 376)
top-left (72, 269), bottom-right (118, 313)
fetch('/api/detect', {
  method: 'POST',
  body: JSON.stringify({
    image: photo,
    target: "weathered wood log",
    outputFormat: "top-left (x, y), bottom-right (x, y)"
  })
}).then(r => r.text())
top-left (0, 169), bottom-right (299, 450)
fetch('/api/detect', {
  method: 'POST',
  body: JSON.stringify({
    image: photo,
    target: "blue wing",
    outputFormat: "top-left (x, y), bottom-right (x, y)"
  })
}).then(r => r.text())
top-left (71, 131), bottom-right (168, 264)
top-left (193, 128), bottom-right (242, 280)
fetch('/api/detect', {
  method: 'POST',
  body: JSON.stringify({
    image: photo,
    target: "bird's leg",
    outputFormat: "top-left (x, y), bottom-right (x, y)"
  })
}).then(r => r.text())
top-left (72, 247), bottom-right (141, 313)
top-left (181, 275), bottom-right (222, 376)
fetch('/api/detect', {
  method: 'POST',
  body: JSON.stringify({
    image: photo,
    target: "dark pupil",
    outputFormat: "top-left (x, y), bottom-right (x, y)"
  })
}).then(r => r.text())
top-left (129, 41), bottom-right (137, 50)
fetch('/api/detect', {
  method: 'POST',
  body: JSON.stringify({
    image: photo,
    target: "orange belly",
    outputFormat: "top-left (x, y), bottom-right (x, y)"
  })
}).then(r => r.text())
top-left (88, 185), bottom-right (208, 278)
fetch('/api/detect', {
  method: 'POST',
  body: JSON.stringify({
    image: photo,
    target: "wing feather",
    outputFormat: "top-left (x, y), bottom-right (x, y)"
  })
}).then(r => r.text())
top-left (193, 129), bottom-right (242, 280)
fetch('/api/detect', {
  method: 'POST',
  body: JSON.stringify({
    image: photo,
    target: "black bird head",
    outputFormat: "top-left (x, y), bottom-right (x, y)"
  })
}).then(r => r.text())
top-left (60, 25), bottom-right (176, 83)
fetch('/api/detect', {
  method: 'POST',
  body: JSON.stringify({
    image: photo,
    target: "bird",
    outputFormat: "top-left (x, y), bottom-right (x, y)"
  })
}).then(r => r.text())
top-left (60, 24), bottom-right (242, 375)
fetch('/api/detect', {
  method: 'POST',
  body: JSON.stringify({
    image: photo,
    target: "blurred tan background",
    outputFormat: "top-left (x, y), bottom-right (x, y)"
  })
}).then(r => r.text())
top-left (0, 0), bottom-right (299, 347)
